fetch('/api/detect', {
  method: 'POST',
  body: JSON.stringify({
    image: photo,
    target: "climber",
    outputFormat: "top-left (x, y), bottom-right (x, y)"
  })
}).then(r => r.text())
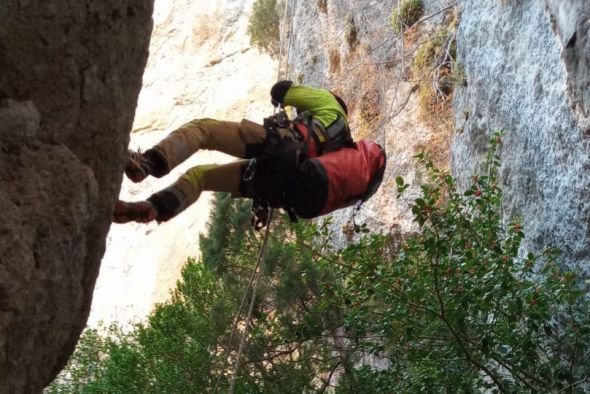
top-left (113, 81), bottom-right (386, 225)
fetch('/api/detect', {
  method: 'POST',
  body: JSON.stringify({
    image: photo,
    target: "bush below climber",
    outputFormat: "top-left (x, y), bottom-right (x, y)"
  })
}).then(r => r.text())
top-left (113, 81), bottom-right (386, 225)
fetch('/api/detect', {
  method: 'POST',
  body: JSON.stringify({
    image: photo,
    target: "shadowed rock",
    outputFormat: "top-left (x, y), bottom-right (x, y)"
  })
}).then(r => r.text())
top-left (0, 1), bottom-right (154, 392)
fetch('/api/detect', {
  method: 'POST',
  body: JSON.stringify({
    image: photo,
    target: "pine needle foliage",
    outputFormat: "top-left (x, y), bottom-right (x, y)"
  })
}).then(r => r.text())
top-left (247, 0), bottom-right (285, 59)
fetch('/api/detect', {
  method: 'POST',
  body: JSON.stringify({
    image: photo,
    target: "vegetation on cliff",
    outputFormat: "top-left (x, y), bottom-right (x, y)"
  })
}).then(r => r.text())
top-left (48, 136), bottom-right (590, 393)
top-left (247, 0), bottom-right (285, 58)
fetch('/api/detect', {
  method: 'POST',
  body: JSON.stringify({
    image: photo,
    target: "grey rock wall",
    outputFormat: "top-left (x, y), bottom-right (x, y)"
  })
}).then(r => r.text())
top-left (285, 0), bottom-right (453, 247)
top-left (547, 0), bottom-right (590, 134)
top-left (0, 1), bottom-right (153, 392)
top-left (452, 0), bottom-right (590, 274)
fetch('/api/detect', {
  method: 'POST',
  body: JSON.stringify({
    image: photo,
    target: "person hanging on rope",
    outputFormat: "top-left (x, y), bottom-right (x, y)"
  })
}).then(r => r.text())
top-left (113, 81), bottom-right (386, 225)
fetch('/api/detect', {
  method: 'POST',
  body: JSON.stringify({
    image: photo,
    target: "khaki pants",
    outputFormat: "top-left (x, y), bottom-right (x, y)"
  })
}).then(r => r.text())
top-left (155, 118), bottom-right (267, 169)
top-left (148, 118), bottom-right (268, 219)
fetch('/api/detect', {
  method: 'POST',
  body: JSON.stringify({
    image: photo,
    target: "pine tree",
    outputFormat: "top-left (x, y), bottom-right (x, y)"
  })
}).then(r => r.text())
top-left (247, 0), bottom-right (284, 58)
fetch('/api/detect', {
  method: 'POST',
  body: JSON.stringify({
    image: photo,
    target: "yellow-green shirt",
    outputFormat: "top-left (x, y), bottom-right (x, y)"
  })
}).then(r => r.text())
top-left (282, 85), bottom-right (348, 128)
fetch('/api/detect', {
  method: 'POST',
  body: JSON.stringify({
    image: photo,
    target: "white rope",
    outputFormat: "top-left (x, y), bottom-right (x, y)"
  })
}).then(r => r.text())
top-left (228, 209), bottom-right (273, 393)
top-left (216, 1), bottom-right (298, 392)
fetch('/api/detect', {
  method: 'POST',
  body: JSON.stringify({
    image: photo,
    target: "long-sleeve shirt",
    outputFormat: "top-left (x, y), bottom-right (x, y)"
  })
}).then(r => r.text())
top-left (278, 84), bottom-right (348, 129)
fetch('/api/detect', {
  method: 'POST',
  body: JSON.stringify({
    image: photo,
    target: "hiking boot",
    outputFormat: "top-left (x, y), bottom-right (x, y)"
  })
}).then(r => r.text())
top-left (125, 150), bottom-right (153, 183)
top-left (113, 200), bottom-right (157, 224)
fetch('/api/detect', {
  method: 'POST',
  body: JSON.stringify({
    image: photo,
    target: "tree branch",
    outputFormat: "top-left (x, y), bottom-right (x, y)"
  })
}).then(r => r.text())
top-left (319, 361), bottom-right (342, 393)
top-left (431, 229), bottom-right (509, 393)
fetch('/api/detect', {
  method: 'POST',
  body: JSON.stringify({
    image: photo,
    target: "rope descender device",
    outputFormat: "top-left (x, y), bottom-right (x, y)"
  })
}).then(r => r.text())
top-left (243, 158), bottom-right (257, 182)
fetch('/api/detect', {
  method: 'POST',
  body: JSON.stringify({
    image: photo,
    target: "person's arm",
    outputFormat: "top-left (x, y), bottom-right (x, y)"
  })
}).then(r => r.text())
top-left (270, 81), bottom-right (347, 128)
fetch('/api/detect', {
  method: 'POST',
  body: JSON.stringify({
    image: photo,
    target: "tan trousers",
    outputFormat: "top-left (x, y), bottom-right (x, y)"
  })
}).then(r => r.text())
top-left (155, 118), bottom-right (267, 169)
top-left (149, 118), bottom-right (267, 217)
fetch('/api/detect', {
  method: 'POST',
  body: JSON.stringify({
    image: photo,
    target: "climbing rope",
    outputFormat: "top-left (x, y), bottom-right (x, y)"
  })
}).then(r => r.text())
top-left (211, 209), bottom-right (273, 394)
top-left (213, 2), bottom-right (297, 392)
top-left (228, 209), bottom-right (273, 393)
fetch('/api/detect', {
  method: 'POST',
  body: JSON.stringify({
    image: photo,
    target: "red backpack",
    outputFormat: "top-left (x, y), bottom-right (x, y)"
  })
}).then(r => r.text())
top-left (246, 112), bottom-right (386, 223)
top-left (286, 139), bottom-right (386, 218)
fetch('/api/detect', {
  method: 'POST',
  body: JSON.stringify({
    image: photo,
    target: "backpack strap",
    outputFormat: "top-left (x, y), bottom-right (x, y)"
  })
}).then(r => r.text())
top-left (294, 112), bottom-right (353, 154)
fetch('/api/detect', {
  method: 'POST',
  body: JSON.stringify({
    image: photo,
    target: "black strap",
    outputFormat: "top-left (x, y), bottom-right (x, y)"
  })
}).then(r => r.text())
top-left (300, 113), bottom-right (353, 154)
top-left (251, 196), bottom-right (298, 230)
top-left (247, 112), bottom-right (306, 227)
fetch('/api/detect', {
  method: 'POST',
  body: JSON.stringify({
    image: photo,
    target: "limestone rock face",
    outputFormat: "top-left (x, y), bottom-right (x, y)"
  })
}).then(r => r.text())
top-left (0, 1), bottom-right (153, 392)
top-left (285, 0), bottom-right (453, 246)
top-left (452, 0), bottom-right (590, 275)
top-left (286, 0), bottom-right (590, 278)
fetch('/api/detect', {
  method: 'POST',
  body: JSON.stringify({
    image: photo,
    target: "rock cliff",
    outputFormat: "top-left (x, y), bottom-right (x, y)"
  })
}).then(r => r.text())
top-left (287, 0), bottom-right (590, 277)
top-left (452, 0), bottom-right (590, 274)
top-left (0, 1), bottom-right (153, 392)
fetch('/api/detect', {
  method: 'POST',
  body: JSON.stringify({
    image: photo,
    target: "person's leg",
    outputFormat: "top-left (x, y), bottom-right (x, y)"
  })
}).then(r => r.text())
top-left (125, 119), bottom-right (266, 182)
top-left (114, 160), bottom-right (247, 224)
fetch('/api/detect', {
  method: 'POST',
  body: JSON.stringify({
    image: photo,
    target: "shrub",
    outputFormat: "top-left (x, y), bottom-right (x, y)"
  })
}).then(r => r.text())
top-left (247, 0), bottom-right (284, 58)
top-left (335, 133), bottom-right (590, 392)
top-left (390, 0), bottom-right (424, 34)
top-left (412, 26), bottom-right (461, 121)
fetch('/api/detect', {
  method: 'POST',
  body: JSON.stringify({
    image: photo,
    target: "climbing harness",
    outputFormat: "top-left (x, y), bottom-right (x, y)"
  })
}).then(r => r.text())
top-left (246, 109), bottom-right (305, 228)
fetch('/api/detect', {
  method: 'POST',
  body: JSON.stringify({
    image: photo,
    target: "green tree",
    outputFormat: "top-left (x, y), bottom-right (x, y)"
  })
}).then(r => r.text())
top-left (247, 0), bottom-right (284, 58)
top-left (47, 260), bottom-right (231, 393)
top-left (48, 194), bottom-right (350, 392)
top-left (332, 133), bottom-right (590, 393)
top-left (199, 192), bottom-right (253, 274)
top-left (48, 137), bottom-right (590, 393)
